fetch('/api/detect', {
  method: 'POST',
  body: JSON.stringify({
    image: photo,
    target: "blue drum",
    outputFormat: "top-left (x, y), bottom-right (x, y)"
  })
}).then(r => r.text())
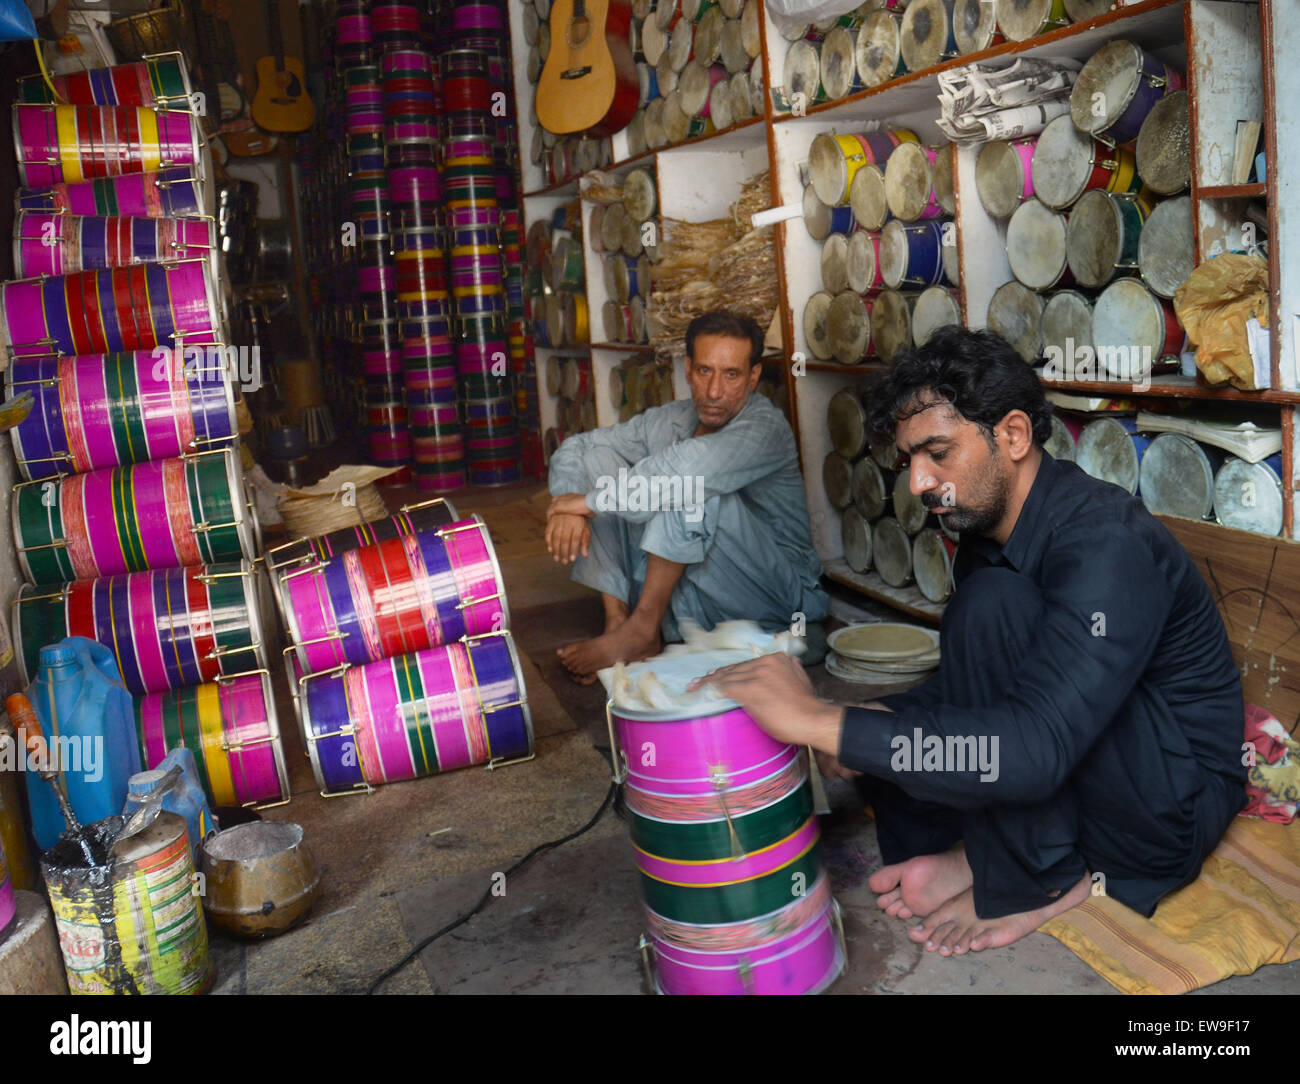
top-left (880, 218), bottom-right (948, 289)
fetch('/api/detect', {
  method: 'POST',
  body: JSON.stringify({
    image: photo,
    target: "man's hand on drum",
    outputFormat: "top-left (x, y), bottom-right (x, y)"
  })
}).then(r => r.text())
top-left (689, 653), bottom-right (845, 759)
top-left (546, 493), bottom-right (593, 564)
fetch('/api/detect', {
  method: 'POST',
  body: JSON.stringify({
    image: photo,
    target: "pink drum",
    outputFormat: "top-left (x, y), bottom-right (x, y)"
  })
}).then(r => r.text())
top-left (16, 167), bottom-right (206, 218)
top-left (975, 137), bottom-right (1037, 219)
top-left (14, 212), bottom-right (215, 278)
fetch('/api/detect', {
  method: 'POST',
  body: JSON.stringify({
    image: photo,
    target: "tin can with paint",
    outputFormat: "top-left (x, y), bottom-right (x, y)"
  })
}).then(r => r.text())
top-left (42, 812), bottom-right (212, 995)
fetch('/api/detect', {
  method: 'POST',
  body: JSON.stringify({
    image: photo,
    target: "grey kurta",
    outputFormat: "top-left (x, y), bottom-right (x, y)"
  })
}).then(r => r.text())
top-left (547, 393), bottom-right (829, 641)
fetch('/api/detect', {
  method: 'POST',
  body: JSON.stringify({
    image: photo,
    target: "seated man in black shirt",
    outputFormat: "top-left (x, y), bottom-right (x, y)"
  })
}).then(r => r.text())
top-left (694, 326), bottom-right (1246, 956)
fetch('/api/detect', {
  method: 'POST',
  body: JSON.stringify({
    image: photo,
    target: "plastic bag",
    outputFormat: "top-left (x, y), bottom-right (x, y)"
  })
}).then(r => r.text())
top-left (0, 0), bottom-right (36, 41)
top-left (765, 0), bottom-right (863, 34)
top-left (1172, 252), bottom-right (1270, 391)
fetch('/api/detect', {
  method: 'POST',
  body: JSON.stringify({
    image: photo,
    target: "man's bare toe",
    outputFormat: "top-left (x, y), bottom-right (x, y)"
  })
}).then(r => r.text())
top-left (868, 862), bottom-right (905, 897)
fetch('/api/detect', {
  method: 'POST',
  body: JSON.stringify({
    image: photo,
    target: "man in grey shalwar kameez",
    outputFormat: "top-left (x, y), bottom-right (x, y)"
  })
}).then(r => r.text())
top-left (545, 311), bottom-right (829, 683)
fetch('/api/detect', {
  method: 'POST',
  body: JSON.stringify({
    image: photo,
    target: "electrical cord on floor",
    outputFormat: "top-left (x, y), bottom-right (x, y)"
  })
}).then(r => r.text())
top-left (366, 764), bottom-right (619, 994)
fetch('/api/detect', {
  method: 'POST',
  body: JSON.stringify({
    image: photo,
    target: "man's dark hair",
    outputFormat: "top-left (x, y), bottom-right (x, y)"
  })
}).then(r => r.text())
top-left (685, 310), bottom-right (764, 367)
top-left (868, 325), bottom-right (1053, 447)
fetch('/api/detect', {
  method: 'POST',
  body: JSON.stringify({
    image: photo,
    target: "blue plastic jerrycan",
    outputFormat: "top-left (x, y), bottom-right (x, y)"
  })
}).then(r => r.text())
top-left (24, 637), bottom-right (140, 853)
top-left (122, 748), bottom-right (219, 867)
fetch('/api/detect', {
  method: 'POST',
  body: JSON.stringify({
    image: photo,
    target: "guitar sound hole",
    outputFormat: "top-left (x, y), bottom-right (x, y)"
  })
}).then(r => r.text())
top-left (568, 13), bottom-right (591, 47)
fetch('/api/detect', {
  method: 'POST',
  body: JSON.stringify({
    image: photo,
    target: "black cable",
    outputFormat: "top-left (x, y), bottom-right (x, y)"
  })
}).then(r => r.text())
top-left (366, 778), bottom-right (618, 994)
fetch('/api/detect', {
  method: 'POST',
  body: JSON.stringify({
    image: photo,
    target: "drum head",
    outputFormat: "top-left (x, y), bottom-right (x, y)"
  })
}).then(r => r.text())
top-left (821, 27), bottom-right (858, 100)
top-left (803, 290), bottom-right (834, 359)
top-left (784, 40), bottom-right (822, 106)
top-left (893, 467), bottom-right (928, 533)
top-left (1077, 417), bottom-right (1141, 493)
top-left (1139, 433), bottom-right (1216, 519)
top-left (1043, 414), bottom-right (1077, 462)
top-left (821, 231), bottom-right (850, 293)
top-left (678, 60), bottom-right (711, 116)
top-left (976, 140), bottom-right (1030, 219)
top-left (852, 457), bottom-right (890, 520)
top-left (879, 219), bottom-right (909, 289)
top-left (1041, 289), bottom-right (1093, 363)
top-left (1065, 190), bottom-right (1124, 288)
top-left (1070, 38), bottom-right (1143, 136)
top-left (1093, 278), bottom-right (1166, 379)
top-left (901, 0), bottom-right (954, 72)
top-left (847, 229), bottom-right (880, 294)
top-left (942, 239), bottom-right (960, 285)
top-left (1138, 195), bottom-right (1192, 299)
top-left (695, 6), bottom-right (725, 64)
top-left (827, 386), bottom-right (868, 459)
top-left (709, 80), bottom-right (733, 130)
top-left (667, 19), bottom-right (694, 71)
top-left (842, 507), bottom-right (873, 573)
top-left (912, 285), bottom-right (960, 346)
top-left (856, 12), bottom-right (902, 88)
top-left (912, 529), bottom-right (952, 602)
top-left (729, 71), bottom-right (752, 121)
top-left (849, 163), bottom-right (889, 231)
top-left (1214, 458), bottom-right (1284, 536)
top-left (932, 143), bottom-right (956, 213)
top-left (870, 289), bottom-right (914, 362)
top-left (1136, 90), bottom-right (1188, 195)
top-left (870, 432), bottom-right (902, 471)
top-left (1006, 198), bottom-right (1068, 290)
top-left (1031, 114), bottom-right (1095, 210)
top-left (954, 0), bottom-right (997, 53)
top-left (824, 452), bottom-right (854, 509)
top-left (803, 183), bottom-right (833, 240)
top-left (719, 19), bottom-right (749, 74)
top-left (809, 133), bottom-right (852, 208)
top-left (623, 167), bottom-right (657, 222)
top-left (996, 0), bottom-right (1062, 42)
top-left (986, 279), bottom-right (1044, 362)
top-left (884, 142), bottom-right (935, 222)
top-left (872, 516), bottom-right (913, 586)
top-left (827, 290), bottom-right (872, 364)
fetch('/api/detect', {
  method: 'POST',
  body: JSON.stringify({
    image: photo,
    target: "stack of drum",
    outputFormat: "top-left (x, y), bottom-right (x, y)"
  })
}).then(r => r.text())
top-left (983, 39), bottom-right (1193, 382)
top-left (596, 167), bottom-right (657, 346)
top-left (802, 130), bottom-right (960, 366)
top-left (823, 386), bottom-right (957, 603)
top-left (268, 498), bottom-right (535, 796)
top-left (3, 55), bottom-right (286, 811)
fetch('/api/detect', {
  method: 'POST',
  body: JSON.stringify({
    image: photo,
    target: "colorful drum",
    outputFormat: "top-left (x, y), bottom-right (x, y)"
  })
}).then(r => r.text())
top-left (1064, 190), bottom-right (1145, 289)
top-left (1138, 433), bottom-right (1222, 521)
top-left (1070, 39), bottom-right (1184, 145)
top-left (802, 183), bottom-right (855, 240)
top-left (846, 229), bottom-right (884, 294)
top-left (13, 104), bottom-right (204, 188)
top-left (1137, 195), bottom-right (1193, 299)
top-left (995, 0), bottom-right (1068, 41)
top-left (855, 12), bottom-right (905, 87)
top-left (1214, 456), bottom-right (1284, 537)
top-left (884, 142), bottom-right (942, 222)
top-left (880, 219), bottom-right (948, 289)
top-left (1006, 198), bottom-right (1070, 291)
top-left (976, 138), bottom-right (1037, 218)
top-left (14, 561), bottom-right (268, 694)
top-left (953, 0), bottom-right (1002, 53)
top-left (17, 167), bottom-right (207, 218)
top-left (13, 448), bottom-right (256, 585)
top-left (1092, 278), bottom-right (1182, 380)
top-left (842, 508), bottom-right (873, 572)
top-left (296, 631), bottom-right (534, 795)
top-left (808, 130), bottom-right (899, 208)
top-left (900, 0), bottom-right (957, 71)
top-left (1135, 90), bottom-right (1188, 196)
top-left (14, 212), bottom-right (215, 279)
top-left (277, 516), bottom-right (508, 674)
top-left (826, 291), bottom-right (873, 365)
top-left (18, 53), bottom-right (194, 112)
top-left (135, 671), bottom-right (289, 808)
top-left (0, 260), bottom-right (222, 358)
top-left (1076, 417), bottom-right (1150, 494)
top-left (986, 279), bottom-right (1044, 362)
top-left (609, 691), bottom-right (845, 996)
top-left (7, 348), bottom-right (236, 480)
top-left (1032, 114), bottom-right (1139, 210)
top-left (911, 284), bottom-right (961, 346)
top-left (869, 288), bottom-right (916, 363)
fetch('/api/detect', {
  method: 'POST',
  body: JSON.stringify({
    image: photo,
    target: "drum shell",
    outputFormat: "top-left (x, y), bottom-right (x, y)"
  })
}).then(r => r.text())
top-left (975, 138), bottom-right (1037, 219)
top-left (851, 457), bottom-right (891, 521)
top-left (869, 289), bottom-right (917, 363)
top-left (1092, 278), bottom-right (1183, 380)
top-left (995, 0), bottom-right (1068, 42)
top-left (1043, 413), bottom-right (1080, 462)
top-left (1135, 90), bottom-right (1189, 196)
top-left (911, 285), bottom-right (961, 347)
top-left (880, 219), bottom-right (948, 289)
top-left (1032, 114), bottom-right (1140, 212)
top-left (827, 291), bottom-right (873, 365)
top-left (826, 386), bottom-right (869, 459)
top-left (823, 452), bottom-right (854, 509)
top-left (803, 290), bottom-right (835, 360)
top-left (1065, 190), bottom-right (1145, 289)
top-left (1069, 39), bottom-right (1185, 145)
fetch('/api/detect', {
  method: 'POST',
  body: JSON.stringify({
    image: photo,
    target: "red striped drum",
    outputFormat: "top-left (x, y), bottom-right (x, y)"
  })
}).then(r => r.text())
top-left (1032, 114), bottom-right (1140, 212)
top-left (842, 507), bottom-right (873, 572)
top-left (1137, 196), bottom-right (1193, 299)
top-left (17, 53), bottom-right (195, 112)
top-left (1214, 456), bottom-right (1284, 537)
top-left (846, 229), bottom-right (884, 294)
top-left (14, 212), bottom-right (216, 279)
top-left (1007, 198), bottom-right (1070, 291)
top-left (852, 457), bottom-right (892, 520)
top-left (1138, 433), bottom-right (1222, 520)
top-left (986, 279), bottom-right (1044, 362)
top-left (1092, 278), bottom-right (1184, 381)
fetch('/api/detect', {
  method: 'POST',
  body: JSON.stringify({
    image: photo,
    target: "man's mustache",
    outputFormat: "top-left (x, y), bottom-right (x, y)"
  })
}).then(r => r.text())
top-left (921, 494), bottom-right (952, 510)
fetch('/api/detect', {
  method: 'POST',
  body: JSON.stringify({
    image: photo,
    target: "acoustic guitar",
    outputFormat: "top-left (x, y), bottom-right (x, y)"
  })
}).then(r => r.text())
top-left (250, 0), bottom-right (314, 133)
top-left (536, 0), bottom-right (638, 138)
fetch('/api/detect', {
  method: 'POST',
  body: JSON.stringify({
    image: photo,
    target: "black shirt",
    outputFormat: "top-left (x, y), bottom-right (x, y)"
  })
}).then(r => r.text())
top-left (838, 453), bottom-right (1246, 810)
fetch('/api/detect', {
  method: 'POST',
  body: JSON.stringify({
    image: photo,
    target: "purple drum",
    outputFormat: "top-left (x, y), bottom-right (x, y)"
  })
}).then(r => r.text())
top-left (14, 213), bottom-right (215, 279)
top-left (17, 167), bottom-right (206, 218)
top-left (1070, 39), bottom-right (1185, 145)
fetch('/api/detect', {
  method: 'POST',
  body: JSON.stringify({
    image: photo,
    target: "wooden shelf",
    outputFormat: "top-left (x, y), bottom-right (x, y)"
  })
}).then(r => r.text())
top-left (1197, 183), bottom-right (1266, 199)
top-left (1040, 375), bottom-right (1300, 404)
top-left (798, 360), bottom-right (891, 374)
top-left (590, 341), bottom-right (659, 354)
top-left (523, 176), bottom-right (580, 200)
top-left (823, 559), bottom-right (945, 626)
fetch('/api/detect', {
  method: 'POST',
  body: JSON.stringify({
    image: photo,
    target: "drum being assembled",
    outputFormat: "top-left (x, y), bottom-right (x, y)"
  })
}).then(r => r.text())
top-left (608, 649), bottom-right (846, 995)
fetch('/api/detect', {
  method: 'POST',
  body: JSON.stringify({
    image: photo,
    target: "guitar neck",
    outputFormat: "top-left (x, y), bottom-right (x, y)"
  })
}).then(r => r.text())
top-left (266, 0), bottom-right (286, 73)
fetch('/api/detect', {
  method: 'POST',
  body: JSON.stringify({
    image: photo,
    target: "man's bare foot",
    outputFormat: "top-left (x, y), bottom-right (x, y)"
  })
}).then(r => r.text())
top-left (906, 874), bottom-right (1091, 956)
top-left (558, 613), bottom-right (662, 684)
top-left (868, 843), bottom-right (973, 920)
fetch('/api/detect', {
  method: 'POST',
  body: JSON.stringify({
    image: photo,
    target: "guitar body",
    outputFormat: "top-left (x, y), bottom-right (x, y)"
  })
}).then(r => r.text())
top-left (536, 0), bottom-right (638, 138)
top-left (224, 123), bottom-right (281, 157)
top-left (251, 55), bottom-right (315, 132)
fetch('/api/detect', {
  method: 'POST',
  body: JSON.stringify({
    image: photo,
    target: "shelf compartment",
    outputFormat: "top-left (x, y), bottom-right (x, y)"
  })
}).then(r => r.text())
top-left (823, 559), bottom-right (946, 626)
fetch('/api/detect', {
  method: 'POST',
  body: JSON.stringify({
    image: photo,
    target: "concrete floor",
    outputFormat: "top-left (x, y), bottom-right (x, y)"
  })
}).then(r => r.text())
top-left (212, 482), bottom-right (1300, 995)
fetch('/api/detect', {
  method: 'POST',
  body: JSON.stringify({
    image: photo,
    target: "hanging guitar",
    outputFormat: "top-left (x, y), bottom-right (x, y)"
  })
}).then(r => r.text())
top-left (536, 0), bottom-right (638, 138)
top-left (250, 0), bottom-right (315, 133)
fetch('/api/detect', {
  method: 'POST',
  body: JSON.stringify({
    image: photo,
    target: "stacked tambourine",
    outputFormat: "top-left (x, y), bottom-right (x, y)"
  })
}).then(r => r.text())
top-left (269, 498), bottom-right (535, 797)
top-left (823, 386), bottom-right (957, 604)
top-left (981, 39), bottom-right (1193, 380)
top-left (591, 166), bottom-right (657, 347)
top-left (825, 622), bottom-right (940, 686)
top-left (802, 130), bottom-right (960, 367)
top-left (3, 55), bottom-right (283, 811)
